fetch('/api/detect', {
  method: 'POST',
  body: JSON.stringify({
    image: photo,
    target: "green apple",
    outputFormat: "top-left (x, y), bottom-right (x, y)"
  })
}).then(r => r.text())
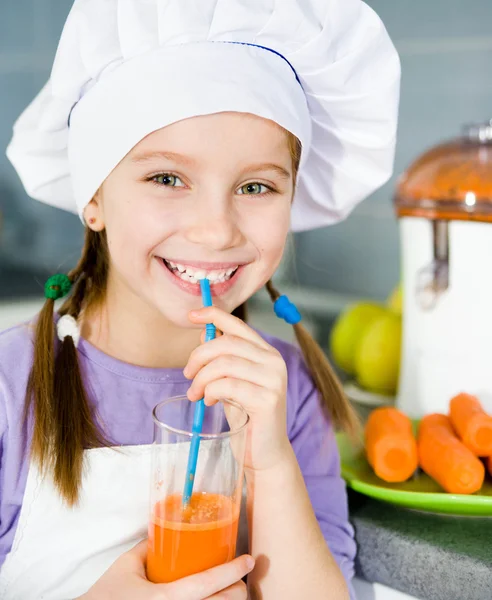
top-left (330, 302), bottom-right (387, 375)
top-left (354, 312), bottom-right (402, 395)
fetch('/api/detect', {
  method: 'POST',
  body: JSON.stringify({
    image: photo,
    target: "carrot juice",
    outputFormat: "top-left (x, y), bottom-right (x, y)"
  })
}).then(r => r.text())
top-left (147, 491), bottom-right (240, 583)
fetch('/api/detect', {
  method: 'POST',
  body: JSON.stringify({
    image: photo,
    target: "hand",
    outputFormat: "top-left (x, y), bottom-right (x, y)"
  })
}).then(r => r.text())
top-left (78, 540), bottom-right (254, 600)
top-left (185, 306), bottom-right (292, 472)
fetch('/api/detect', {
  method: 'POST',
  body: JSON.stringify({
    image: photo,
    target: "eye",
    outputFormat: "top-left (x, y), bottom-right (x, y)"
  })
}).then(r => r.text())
top-left (237, 182), bottom-right (272, 195)
top-left (151, 173), bottom-right (185, 187)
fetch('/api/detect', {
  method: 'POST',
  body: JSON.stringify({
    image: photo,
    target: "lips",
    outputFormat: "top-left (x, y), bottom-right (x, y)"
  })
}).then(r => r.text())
top-left (157, 257), bottom-right (245, 296)
top-left (162, 259), bottom-right (239, 284)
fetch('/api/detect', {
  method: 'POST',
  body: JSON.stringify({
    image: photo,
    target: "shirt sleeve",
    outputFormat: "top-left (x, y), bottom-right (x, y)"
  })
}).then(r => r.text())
top-left (0, 325), bottom-right (37, 569)
top-left (0, 375), bottom-right (10, 564)
top-left (287, 350), bottom-right (357, 598)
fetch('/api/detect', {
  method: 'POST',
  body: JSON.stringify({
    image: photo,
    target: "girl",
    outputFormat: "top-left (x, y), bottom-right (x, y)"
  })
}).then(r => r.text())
top-left (3, 0), bottom-right (400, 598)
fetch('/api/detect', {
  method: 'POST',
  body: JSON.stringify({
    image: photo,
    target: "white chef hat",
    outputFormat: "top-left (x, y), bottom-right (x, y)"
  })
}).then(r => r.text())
top-left (6, 0), bottom-right (400, 232)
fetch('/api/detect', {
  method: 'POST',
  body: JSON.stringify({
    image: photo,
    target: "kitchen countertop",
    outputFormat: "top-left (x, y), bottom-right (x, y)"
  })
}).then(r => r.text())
top-left (349, 490), bottom-right (492, 600)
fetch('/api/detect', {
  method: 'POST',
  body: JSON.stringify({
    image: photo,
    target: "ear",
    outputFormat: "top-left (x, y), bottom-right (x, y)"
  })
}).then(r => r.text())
top-left (83, 192), bottom-right (105, 232)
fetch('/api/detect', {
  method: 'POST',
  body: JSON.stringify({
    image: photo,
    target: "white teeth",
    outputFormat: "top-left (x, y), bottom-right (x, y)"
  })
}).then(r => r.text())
top-left (164, 259), bottom-right (238, 284)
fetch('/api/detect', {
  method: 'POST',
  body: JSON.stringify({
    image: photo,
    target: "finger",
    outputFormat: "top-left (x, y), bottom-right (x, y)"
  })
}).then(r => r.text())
top-left (207, 580), bottom-right (248, 599)
top-left (200, 328), bottom-right (223, 344)
top-left (202, 378), bottom-right (280, 415)
top-left (118, 538), bottom-right (148, 577)
top-left (184, 335), bottom-right (273, 380)
top-left (161, 555), bottom-right (254, 600)
top-left (121, 539), bottom-right (148, 568)
top-left (189, 307), bottom-right (270, 350)
top-left (187, 356), bottom-right (274, 402)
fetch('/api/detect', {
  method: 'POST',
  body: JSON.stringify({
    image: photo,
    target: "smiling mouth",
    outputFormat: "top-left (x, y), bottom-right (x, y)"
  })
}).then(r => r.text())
top-left (161, 259), bottom-right (240, 284)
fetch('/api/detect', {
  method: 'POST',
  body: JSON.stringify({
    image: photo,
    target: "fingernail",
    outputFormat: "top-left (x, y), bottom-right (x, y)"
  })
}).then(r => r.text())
top-left (189, 310), bottom-right (199, 317)
top-left (246, 556), bottom-right (255, 570)
top-left (183, 366), bottom-right (190, 378)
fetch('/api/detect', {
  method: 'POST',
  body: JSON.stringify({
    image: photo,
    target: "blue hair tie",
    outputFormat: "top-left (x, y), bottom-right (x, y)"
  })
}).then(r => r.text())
top-left (273, 295), bottom-right (302, 325)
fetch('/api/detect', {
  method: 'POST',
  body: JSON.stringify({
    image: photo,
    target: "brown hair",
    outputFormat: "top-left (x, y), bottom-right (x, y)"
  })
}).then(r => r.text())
top-left (269, 134), bottom-right (358, 436)
top-left (26, 131), bottom-right (357, 506)
top-left (239, 135), bottom-right (359, 435)
top-left (264, 280), bottom-right (359, 435)
top-left (26, 229), bottom-right (111, 505)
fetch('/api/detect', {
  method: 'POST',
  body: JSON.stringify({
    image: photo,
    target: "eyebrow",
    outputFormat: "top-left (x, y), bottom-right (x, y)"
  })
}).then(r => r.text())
top-left (130, 150), bottom-right (196, 166)
top-left (130, 151), bottom-right (291, 180)
top-left (241, 163), bottom-right (291, 180)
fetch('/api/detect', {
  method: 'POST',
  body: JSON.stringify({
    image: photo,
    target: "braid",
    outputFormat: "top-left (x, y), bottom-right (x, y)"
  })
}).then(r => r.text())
top-left (265, 280), bottom-right (359, 436)
top-left (27, 228), bottom-right (111, 506)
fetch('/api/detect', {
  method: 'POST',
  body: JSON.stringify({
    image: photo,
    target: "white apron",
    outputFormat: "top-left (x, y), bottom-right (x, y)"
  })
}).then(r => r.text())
top-left (0, 445), bottom-right (248, 600)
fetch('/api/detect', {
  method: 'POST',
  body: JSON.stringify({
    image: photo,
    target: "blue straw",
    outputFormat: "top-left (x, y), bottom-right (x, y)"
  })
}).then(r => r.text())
top-left (183, 279), bottom-right (216, 506)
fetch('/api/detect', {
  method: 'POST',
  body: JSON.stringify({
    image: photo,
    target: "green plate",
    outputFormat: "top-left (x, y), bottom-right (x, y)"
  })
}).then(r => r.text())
top-left (336, 432), bottom-right (492, 516)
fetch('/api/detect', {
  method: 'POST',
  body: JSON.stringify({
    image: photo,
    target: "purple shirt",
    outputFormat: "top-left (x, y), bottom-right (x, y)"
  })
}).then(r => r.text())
top-left (0, 321), bottom-right (356, 590)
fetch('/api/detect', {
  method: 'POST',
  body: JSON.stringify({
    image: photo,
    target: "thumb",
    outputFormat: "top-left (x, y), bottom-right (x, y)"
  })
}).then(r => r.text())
top-left (157, 555), bottom-right (255, 600)
top-left (124, 539), bottom-right (148, 566)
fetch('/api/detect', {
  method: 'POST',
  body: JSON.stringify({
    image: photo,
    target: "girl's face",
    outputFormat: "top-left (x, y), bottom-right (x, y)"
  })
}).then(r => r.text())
top-left (86, 112), bottom-right (294, 328)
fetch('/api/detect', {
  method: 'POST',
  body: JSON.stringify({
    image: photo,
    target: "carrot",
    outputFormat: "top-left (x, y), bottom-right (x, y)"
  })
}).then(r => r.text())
top-left (418, 414), bottom-right (484, 494)
top-left (449, 393), bottom-right (492, 456)
top-left (365, 407), bottom-right (418, 482)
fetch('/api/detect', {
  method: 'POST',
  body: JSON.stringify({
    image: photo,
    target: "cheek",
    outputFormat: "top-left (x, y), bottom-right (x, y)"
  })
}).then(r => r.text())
top-left (246, 205), bottom-right (290, 264)
top-left (104, 187), bottom-right (179, 263)
top-left (104, 209), bottom-right (159, 272)
top-left (106, 223), bottom-right (143, 275)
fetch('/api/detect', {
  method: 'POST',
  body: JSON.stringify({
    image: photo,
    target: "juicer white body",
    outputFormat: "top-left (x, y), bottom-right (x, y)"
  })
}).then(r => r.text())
top-left (397, 217), bottom-right (492, 416)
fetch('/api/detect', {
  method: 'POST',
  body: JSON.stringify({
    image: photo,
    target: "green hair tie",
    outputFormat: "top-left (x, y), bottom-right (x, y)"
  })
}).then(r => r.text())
top-left (44, 274), bottom-right (72, 300)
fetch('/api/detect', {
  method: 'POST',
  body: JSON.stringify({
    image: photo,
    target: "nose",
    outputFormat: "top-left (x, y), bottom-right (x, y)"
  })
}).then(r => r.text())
top-left (184, 202), bottom-right (245, 251)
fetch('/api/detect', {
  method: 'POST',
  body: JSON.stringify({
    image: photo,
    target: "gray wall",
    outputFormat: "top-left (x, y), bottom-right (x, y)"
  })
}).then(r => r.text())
top-left (292, 0), bottom-right (492, 300)
top-left (0, 0), bottom-right (80, 276)
top-left (1, 0), bottom-right (491, 296)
